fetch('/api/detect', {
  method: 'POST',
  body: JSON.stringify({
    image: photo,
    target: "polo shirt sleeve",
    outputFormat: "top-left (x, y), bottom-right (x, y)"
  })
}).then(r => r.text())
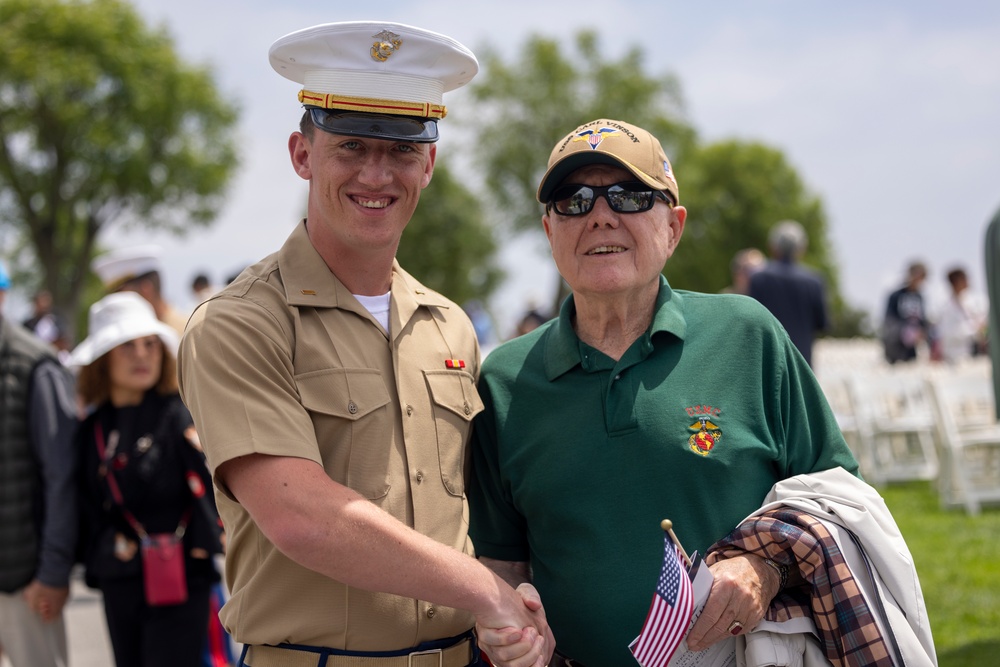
top-left (468, 374), bottom-right (530, 562)
top-left (772, 334), bottom-right (860, 479)
top-left (179, 294), bottom-right (322, 495)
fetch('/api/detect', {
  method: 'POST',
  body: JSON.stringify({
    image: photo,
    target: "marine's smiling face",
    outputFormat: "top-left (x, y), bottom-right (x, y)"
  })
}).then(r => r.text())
top-left (291, 128), bottom-right (435, 258)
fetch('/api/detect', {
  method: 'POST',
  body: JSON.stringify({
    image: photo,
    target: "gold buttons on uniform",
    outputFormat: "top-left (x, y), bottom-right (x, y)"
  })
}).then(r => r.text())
top-left (415, 471), bottom-right (424, 483)
top-left (463, 401), bottom-right (471, 415)
top-left (406, 405), bottom-right (413, 416)
top-left (426, 606), bottom-right (436, 618)
top-left (348, 401), bottom-right (358, 414)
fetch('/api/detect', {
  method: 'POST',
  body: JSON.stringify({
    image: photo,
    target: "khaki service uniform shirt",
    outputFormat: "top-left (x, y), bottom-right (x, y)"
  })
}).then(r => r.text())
top-left (178, 221), bottom-right (483, 650)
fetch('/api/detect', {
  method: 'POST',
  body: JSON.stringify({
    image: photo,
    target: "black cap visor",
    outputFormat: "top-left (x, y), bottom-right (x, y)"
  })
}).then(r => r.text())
top-left (308, 108), bottom-right (439, 143)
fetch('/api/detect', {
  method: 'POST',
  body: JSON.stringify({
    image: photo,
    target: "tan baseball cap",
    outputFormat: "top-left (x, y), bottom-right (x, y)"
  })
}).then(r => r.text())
top-left (536, 119), bottom-right (679, 204)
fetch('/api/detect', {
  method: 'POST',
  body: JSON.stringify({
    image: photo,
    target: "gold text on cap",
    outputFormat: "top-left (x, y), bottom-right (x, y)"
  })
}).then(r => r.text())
top-left (371, 30), bottom-right (402, 62)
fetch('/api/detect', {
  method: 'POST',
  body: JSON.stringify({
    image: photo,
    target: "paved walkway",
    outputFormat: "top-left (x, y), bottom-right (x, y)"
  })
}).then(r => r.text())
top-left (63, 576), bottom-right (114, 666)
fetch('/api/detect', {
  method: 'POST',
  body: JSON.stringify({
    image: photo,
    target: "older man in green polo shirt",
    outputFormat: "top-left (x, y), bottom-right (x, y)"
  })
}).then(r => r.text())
top-left (468, 119), bottom-right (860, 666)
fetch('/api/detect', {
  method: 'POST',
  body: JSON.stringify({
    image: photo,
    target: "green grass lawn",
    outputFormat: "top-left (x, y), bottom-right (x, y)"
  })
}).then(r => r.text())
top-left (879, 481), bottom-right (1000, 666)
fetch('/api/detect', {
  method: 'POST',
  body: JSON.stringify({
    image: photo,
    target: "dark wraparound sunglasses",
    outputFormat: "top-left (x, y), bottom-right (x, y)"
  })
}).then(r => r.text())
top-left (548, 182), bottom-right (674, 216)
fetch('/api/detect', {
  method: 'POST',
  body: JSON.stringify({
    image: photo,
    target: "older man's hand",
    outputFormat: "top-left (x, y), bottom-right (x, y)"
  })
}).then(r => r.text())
top-left (685, 554), bottom-right (780, 652)
top-left (476, 583), bottom-right (556, 667)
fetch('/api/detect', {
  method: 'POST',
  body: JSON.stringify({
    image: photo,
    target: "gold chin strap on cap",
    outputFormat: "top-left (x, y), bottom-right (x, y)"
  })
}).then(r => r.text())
top-left (299, 90), bottom-right (447, 119)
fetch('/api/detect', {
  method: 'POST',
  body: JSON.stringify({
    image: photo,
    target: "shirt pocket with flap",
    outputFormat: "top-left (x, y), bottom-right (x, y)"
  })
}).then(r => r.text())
top-left (297, 368), bottom-right (392, 501)
top-left (424, 370), bottom-right (484, 497)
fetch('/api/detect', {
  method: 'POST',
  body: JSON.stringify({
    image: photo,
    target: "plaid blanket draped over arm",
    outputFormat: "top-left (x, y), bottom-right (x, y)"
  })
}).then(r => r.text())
top-left (706, 508), bottom-right (895, 667)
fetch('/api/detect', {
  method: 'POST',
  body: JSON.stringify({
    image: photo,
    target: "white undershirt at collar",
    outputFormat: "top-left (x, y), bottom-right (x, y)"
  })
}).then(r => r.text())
top-left (353, 291), bottom-right (391, 331)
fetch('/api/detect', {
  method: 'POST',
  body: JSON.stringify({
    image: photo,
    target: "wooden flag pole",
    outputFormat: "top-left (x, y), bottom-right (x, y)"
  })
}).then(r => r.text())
top-left (660, 519), bottom-right (692, 568)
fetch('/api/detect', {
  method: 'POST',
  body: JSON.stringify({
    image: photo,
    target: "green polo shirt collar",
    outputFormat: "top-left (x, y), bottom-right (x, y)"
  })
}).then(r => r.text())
top-left (543, 275), bottom-right (688, 381)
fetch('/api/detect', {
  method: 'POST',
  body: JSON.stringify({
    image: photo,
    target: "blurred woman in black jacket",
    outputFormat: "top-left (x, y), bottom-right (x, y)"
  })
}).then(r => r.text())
top-left (72, 292), bottom-right (223, 667)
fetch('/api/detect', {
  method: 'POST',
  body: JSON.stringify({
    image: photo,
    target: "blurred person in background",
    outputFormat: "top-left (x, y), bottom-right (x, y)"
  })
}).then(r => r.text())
top-left (748, 221), bottom-right (829, 367)
top-left (721, 247), bottom-right (765, 296)
top-left (934, 266), bottom-right (987, 364)
top-left (986, 206), bottom-right (1000, 415)
top-left (92, 246), bottom-right (190, 335)
top-left (71, 292), bottom-right (223, 667)
top-left (22, 290), bottom-right (71, 358)
top-left (882, 261), bottom-right (934, 364)
top-left (190, 272), bottom-right (217, 307)
top-left (0, 262), bottom-right (78, 667)
top-left (513, 307), bottom-right (548, 338)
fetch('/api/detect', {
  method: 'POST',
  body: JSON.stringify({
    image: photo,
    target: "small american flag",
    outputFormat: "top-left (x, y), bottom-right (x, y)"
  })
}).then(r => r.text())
top-left (629, 534), bottom-right (695, 667)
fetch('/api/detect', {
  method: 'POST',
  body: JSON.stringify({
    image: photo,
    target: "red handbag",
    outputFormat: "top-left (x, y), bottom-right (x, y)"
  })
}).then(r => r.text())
top-left (140, 531), bottom-right (189, 606)
top-left (96, 424), bottom-right (190, 607)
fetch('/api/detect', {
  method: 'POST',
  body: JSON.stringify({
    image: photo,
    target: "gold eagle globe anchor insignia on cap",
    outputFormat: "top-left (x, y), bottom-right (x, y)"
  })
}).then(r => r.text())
top-left (370, 30), bottom-right (402, 62)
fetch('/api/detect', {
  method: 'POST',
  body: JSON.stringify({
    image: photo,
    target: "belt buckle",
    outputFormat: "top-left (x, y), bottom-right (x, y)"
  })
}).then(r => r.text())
top-left (408, 647), bottom-right (443, 667)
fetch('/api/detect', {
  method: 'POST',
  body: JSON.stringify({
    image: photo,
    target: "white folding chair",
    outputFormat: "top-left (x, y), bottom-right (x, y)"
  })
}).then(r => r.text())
top-left (926, 370), bottom-right (1000, 514)
top-left (815, 370), bottom-right (866, 469)
top-left (847, 367), bottom-right (939, 486)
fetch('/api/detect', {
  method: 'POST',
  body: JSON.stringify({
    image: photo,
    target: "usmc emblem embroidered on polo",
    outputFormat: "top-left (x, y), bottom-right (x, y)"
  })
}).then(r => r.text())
top-left (688, 414), bottom-right (722, 456)
top-left (371, 30), bottom-right (403, 62)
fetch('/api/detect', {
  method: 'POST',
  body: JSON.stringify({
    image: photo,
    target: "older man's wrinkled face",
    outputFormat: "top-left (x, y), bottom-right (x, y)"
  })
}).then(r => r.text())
top-left (542, 164), bottom-right (686, 301)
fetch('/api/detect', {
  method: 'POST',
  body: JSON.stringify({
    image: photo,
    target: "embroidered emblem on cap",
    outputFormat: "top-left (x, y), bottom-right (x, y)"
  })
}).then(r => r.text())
top-left (572, 127), bottom-right (620, 150)
top-left (370, 30), bottom-right (402, 62)
top-left (688, 414), bottom-right (722, 456)
top-left (445, 359), bottom-right (466, 369)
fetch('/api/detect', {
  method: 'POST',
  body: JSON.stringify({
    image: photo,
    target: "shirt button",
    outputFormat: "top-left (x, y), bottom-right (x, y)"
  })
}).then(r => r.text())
top-left (614, 374), bottom-right (621, 381)
top-left (416, 471), bottom-right (424, 483)
top-left (463, 401), bottom-right (471, 415)
top-left (426, 606), bottom-right (436, 618)
top-left (348, 401), bottom-right (358, 414)
top-left (406, 404), bottom-right (413, 416)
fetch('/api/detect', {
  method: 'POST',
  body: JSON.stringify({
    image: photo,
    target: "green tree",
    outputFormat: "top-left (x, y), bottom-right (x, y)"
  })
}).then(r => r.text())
top-left (675, 140), bottom-right (867, 335)
top-left (397, 160), bottom-right (503, 308)
top-left (0, 0), bottom-right (239, 337)
top-left (671, 140), bottom-right (832, 290)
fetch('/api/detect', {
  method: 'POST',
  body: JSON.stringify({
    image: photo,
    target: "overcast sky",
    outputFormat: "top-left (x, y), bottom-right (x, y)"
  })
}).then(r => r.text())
top-left (100, 0), bottom-right (1000, 337)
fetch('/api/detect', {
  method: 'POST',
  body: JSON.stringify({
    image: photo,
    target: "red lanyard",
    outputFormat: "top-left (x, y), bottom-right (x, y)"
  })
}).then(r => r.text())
top-left (94, 422), bottom-right (189, 540)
